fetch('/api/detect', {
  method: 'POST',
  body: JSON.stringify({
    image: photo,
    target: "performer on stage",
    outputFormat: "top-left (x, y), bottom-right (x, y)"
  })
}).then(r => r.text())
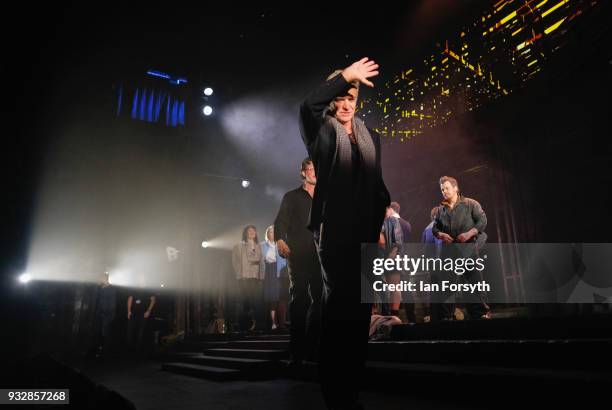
top-left (380, 205), bottom-right (403, 317)
top-left (232, 225), bottom-right (264, 331)
top-left (92, 272), bottom-right (116, 356)
top-left (389, 201), bottom-right (411, 242)
top-left (431, 176), bottom-right (490, 320)
top-left (127, 288), bottom-right (156, 352)
top-left (260, 225), bottom-right (287, 331)
top-left (274, 158), bottom-right (322, 365)
top-left (299, 57), bottom-right (390, 409)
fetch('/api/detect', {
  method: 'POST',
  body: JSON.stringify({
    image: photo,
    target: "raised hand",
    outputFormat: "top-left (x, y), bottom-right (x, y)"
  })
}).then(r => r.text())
top-left (341, 57), bottom-right (380, 87)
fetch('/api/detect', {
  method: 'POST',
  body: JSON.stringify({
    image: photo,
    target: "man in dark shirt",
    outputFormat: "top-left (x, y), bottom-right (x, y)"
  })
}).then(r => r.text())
top-left (127, 289), bottom-right (156, 351)
top-left (93, 272), bottom-right (116, 356)
top-left (432, 175), bottom-right (490, 320)
top-left (299, 58), bottom-right (390, 409)
top-left (389, 201), bottom-right (411, 242)
top-left (274, 158), bottom-right (322, 365)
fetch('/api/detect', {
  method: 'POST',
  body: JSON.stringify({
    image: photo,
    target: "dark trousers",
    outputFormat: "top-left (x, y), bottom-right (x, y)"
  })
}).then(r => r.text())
top-left (95, 313), bottom-right (114, 351)
top-left (430, 244), bottom-right (489, 321)
top-left (127, 312), bottom-right (148, 350)
top-left (316, 226), bottom-right (372, 409)
top-left (461, 269), bottom-right (490, 319)
top-left (429, 268), bottom-right (457, 320)
top-left (288, 253), bottom-right (322, 362)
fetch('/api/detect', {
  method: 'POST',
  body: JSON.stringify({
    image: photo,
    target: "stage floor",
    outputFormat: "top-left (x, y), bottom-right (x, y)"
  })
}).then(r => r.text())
top-left (65, 355), bottom-right (480, 410)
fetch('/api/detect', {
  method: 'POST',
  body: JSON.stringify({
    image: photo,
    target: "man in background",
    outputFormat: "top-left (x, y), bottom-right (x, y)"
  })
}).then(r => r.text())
top-left (275, 158), bottom-right (322, 366)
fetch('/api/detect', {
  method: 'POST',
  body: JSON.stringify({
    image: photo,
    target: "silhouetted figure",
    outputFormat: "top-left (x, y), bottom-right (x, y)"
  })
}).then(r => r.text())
top-left (93, 273), bottom-right (116, 356)
top-left (275, 158), bottom-right (322, 364)
top-left (126, 290), bottom-right (156, 352)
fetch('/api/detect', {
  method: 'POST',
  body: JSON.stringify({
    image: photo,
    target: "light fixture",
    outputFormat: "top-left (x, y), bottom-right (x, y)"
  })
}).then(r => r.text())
top-left (18, 273), bottom-right (32, 284)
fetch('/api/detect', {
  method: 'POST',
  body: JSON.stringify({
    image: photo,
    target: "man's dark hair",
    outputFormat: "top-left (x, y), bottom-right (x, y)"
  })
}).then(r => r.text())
top-left (439, 176), bottom-right (459, 188)
top-left (241, 225), bottom-right (258, 243)
top-left (389, 201), bottom-right (400, 213)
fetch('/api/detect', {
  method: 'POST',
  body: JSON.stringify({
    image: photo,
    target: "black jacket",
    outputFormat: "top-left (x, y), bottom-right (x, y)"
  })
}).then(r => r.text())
top-left (299, 75), bottom-right (390, 242)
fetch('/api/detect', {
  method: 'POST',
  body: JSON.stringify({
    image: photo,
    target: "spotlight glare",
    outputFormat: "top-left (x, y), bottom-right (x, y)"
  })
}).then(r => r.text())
top-left (204, 87), bottom-right (213, 96)
top-left (201, 241), bottom-right (210, 248)
top-left (203, 106), bottom-right (213, 116)
top-left (18, 273), bottom-right (32, 284)
top-left (241, 180), bottom-right (250, 188)
top-left (160, 283), bottom-right (165, 288)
